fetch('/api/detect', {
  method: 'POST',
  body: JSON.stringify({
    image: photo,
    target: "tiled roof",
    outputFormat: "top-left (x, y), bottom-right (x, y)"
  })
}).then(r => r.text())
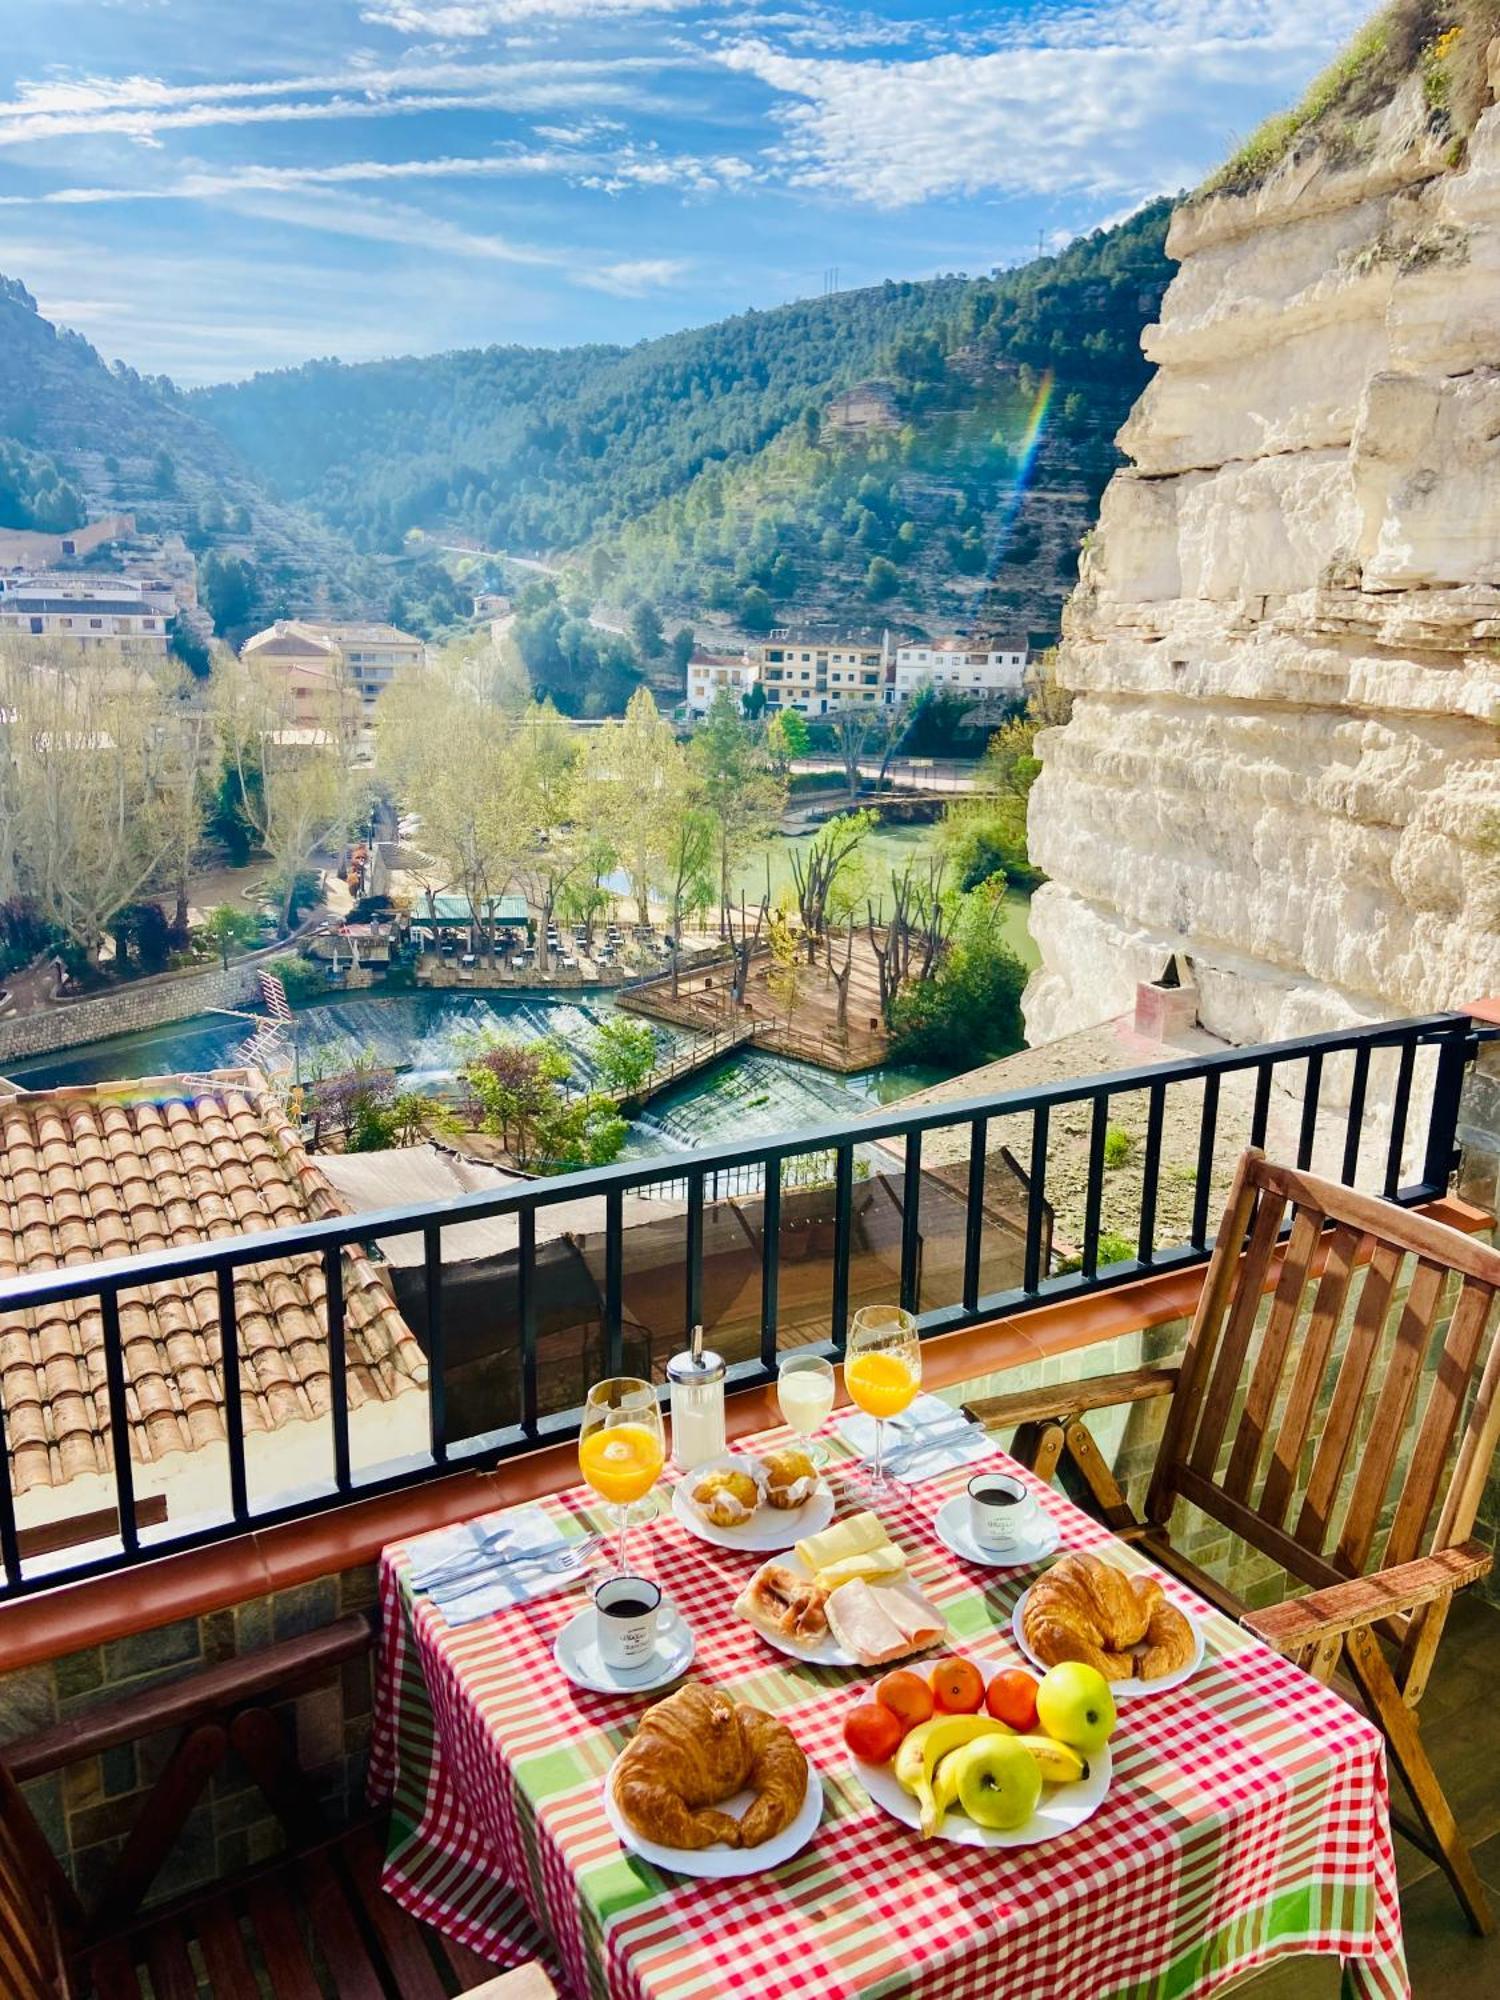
top-left (0, 1071), bottom-right (427, 1495)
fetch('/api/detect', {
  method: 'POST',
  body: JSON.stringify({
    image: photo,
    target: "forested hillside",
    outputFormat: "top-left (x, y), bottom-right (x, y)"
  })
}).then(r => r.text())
top-left (0, 276), bottom-right (364, 630)
top-left (193, 201), bottom-right (1173, 642)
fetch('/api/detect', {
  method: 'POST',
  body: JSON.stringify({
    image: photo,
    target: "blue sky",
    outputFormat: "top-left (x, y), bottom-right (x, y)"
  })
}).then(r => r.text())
top-left (0, 0), bottom-right (1369, 384)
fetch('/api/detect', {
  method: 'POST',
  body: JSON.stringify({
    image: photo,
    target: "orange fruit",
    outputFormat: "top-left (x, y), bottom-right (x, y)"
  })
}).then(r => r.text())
top-left (875, 1668), bottom-right (934, 1731)
top-left (929, 1656), bottom-right (985, 1714)
top-left (985, 1668), bottom-right (1041, 1731)
top-left (843, 1699), bottom-right (905, 1764)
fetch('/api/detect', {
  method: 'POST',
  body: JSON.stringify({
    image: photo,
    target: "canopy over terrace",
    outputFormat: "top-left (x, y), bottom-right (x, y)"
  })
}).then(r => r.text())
top-left (409, 895), bottom-right (529, 933)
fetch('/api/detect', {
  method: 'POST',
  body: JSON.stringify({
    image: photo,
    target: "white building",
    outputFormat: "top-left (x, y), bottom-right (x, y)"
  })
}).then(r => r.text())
top-left (0, 573), bottom-right (174, 656)
top-left (241, 619), bottom-right (426, 719)
top-left (887, 637), bottom-right (1029, 706)
top-left (686, 650), bottom-right (759, 715)
top-left (755, 633), bottom-right (885, 715)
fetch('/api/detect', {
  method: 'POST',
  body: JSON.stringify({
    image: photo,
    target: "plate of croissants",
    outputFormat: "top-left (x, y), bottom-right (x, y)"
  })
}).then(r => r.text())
top-left (1012, 1552), bottom-right (1203, 1693)
top-left (603, 1683), bottom-right (824, 1877)
top-left (672, 1449), bottom-right (835, 1550)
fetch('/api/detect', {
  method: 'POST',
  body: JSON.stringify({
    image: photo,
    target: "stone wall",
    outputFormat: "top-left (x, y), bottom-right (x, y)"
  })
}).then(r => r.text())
top-left (1026, 52), bottom-right (1500, 1048)
top-left (0, 960), bottom-right (265, 1067)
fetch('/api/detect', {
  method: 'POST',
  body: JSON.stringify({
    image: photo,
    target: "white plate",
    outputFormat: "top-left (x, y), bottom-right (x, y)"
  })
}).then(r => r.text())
top-left (553, 1605), bottom-right (695, 1696)
top-left (1011, 1582), bottom-right (1205, 1696)
top-left (933, 1495), bottom-right (1061, 1571)
top-left (854, 1738), bottom-right (1111, 1849)
top-left (736, 1552), bottom-right (947, 1668)
top-left (672, 1464), bottom-right (835, 1552)
top-left (603, 1758), bottom-right (824, 1878)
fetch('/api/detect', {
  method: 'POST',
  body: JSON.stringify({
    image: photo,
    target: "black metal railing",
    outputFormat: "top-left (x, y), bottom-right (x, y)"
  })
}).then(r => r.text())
top-left (0, 1011), bottom-right (1485, 1600)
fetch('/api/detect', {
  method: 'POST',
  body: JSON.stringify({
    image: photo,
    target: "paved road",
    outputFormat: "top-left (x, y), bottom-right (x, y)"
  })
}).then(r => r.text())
top-left (787, 755), bottom-right (982, 793)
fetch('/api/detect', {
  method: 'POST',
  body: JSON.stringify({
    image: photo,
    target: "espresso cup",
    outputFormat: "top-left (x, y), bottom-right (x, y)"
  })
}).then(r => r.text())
top-left (593, 1575), bottom-right (666, 1672)
top-left (967, 1472), bottom-right (1039, 1550)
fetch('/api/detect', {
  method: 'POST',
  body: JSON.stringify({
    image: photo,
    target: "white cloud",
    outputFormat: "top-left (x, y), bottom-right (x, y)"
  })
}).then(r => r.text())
top-left (717, 0), bottom-right (1371, 207)
top-left (582, 256), bottom-right (691, 292)
top-left (362, 0), bottom-right (711, 30)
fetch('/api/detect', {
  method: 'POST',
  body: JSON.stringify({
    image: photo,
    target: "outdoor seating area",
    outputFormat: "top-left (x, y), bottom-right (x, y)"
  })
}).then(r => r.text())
top-left (1, 1012), bottom-right (1499, 1998)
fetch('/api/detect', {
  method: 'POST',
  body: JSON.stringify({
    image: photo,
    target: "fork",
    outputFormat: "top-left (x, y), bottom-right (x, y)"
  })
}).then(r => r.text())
top-left (419, 1534), bottom-right (603, 1595)
top-left (883, 1418), bottom-right (981, 1471)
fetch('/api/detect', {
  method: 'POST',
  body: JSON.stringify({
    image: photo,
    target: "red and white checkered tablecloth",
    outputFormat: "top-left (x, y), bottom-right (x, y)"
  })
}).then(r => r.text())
top-left (369, 1429), bottom-right (1408, 2000)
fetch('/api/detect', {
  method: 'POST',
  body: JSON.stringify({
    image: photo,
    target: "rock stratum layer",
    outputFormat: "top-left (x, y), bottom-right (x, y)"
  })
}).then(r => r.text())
top-left (1025, 50), bottom-right (1500, 1046)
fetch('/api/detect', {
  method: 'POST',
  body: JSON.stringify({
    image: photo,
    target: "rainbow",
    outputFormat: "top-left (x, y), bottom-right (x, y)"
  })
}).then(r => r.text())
top-left (990, 368), bottom-right (1054, 564)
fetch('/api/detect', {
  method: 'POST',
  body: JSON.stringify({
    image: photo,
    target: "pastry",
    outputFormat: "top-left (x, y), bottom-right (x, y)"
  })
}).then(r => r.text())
top-left (612, 1684), bottom-right (807, 1850)
top-left (688, 1465), bottom-right (760, 1528)
top-left (762, 1446), bottom-right (818, 1510)
top-left (1023, 1553), bottom-right (1192, 1682)
top-left (735, 1562), bottom-right (830, 1643)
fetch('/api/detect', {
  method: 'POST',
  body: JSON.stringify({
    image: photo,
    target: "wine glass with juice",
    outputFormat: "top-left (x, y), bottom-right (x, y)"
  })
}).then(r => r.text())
top-left (578, 1377), bottom-right (665, 1574)
top-left (843, 1305), bottom-right (921, 1496)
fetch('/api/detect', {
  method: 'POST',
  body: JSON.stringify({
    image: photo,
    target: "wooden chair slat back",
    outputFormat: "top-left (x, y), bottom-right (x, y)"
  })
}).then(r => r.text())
top-left (0, 1765), bottom-right (62, 2000)
top-left (1159, 1149), bottom-right (1500, 1588)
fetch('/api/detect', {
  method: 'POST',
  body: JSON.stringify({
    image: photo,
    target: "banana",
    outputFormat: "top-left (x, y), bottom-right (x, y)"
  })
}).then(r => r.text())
top-left (930, 1747), bottom-right (968, 1824)
top-left (917, 1717), bottom-right (1013, 1836)
top-left (1013, 1733), bottom-right (1089, 1785)
top-left (893, 1718), bottom-right (945, 1797)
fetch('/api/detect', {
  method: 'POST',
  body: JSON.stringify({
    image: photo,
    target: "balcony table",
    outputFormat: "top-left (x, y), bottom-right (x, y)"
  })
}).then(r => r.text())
top-left (369, 1424), bottom-right (1408, 2000)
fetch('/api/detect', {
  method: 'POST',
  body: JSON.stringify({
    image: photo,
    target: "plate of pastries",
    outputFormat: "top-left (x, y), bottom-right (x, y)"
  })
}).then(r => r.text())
top-left (733, 1512), bottom-right (949, 1668)
top-left (672, 1449), bottom-right (835, 1551)
top-left (603, 1682), bottom-right (823, 1878)
top-left (1012, 1552), bottom-right (1203, 1694)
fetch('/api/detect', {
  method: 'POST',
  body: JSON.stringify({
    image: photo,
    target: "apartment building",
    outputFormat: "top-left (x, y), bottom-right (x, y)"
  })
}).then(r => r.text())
top-left (0, 572), bottom-right (174, 655)
top-left (887, 636), bottom-right (1029, 705)
top-left (241, 619), bottom-right (426, 720)
top-left (755, 631), bottom-right (885, 715)
top-left (686, 649), bottom-right (759, 715)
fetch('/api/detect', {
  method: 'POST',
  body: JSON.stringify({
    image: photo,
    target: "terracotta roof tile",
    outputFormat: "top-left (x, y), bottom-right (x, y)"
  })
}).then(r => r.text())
top-left (1, 1068), bottom-right (427, 1495)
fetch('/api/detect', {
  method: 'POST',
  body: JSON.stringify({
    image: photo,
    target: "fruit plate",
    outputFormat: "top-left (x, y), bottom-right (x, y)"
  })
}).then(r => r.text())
top-left (603, 1761), bottom-right (825, 1878)
top-left (1011, 1584), bottom-right (1205, 1696)
top-left (672, 1458), bottom-right (836, 1552)
top-left (737, 1553), bottom-right (947, 1667)
top-left (853, 1739), bottom-right (1111, 1849)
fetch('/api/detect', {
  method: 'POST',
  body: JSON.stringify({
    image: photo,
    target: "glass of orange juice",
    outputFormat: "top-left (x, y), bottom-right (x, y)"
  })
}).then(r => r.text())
top-left (843, 1305), bottom-right (921, 1496)
top-left (579, 1377), bottom-right (665, 1574)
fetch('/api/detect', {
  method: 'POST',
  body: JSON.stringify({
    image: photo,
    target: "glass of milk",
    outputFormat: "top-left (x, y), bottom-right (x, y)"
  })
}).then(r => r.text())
top-left (776, 1352), bottom-right (836, 1465)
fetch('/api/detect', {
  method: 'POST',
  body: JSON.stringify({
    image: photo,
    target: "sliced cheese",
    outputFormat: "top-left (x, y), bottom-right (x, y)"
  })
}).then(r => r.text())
top-left (795, 1509), bottom-right (886, 1575)
top-left (817, 1543), bottom-right (906, 1588)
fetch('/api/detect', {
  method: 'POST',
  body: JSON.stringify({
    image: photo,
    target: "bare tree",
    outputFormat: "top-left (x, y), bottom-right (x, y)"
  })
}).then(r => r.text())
top-left (867, 855), bottom-right (951, 1027)
top-left (788, 807), bottom-right (875, 961)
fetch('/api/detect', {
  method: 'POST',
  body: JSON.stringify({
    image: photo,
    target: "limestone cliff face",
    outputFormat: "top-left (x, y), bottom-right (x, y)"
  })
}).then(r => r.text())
top-left (1025, 51), bottom-right (1500, 1046)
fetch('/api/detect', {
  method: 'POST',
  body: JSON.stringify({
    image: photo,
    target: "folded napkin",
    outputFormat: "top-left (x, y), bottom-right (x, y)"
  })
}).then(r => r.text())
top-left (408, 1506), bottom-right (586, 1627)
top-left (837, 1391), bottom-right (992, 1479)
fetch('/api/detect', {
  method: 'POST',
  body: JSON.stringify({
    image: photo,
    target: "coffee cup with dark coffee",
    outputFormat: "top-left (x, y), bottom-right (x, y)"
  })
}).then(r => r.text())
top-left (967, 1473), bottom-right (1039, 1550)
top-left (593, 1575), bottom-right (669, 1671)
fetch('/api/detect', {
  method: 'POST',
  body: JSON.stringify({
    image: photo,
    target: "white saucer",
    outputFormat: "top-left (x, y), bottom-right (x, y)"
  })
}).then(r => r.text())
top-left (1011, 1583), bottom-right (1206, 1696)
top-left (672, 1464), bottom-right (835, 1552)
top-left (933, 1495), bottom-right (1061, 1570)
top-left (604, 1760), bottom-right (824, 1878)
top-left (553, 1605), bottom-right (695, 1696)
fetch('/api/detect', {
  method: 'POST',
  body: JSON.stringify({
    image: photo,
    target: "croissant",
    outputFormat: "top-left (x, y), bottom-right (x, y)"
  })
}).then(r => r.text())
top-left (612, 1683), bottom-right (807, 1851)
top-left (1024, 1554), bottom-right (1193, 1682)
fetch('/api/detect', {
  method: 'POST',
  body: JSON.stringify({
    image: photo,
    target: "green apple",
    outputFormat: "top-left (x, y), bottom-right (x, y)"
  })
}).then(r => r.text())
top-left (952, 1735), bottom-right (1042, 1831)
top-left (1035, 1662), bottom-right (1116, 1755)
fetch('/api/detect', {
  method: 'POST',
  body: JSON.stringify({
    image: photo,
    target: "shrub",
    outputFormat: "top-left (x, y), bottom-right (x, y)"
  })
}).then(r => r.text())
top-left (265, 954), bottom-right (325, 1003)
top-left (1103, 1127), bottom-right (1132, 1170)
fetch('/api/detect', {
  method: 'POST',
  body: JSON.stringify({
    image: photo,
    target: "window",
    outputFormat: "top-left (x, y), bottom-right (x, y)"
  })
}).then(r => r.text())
top-left (29, 616), bottom-right (42, 634)
top-left (90, 617), bottom-right (103, 628)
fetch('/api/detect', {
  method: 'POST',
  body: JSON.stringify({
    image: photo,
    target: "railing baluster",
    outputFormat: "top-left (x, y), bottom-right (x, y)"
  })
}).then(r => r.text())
top-left (100, 1287), bottom-right (139, 1554)
top-left (685, 1168), bottom-right (704, 1340)
top-left (605, 1190), bottom-right (624, 1376)
top-left (1191, 1072), bottom-right (1219, 1252)
top-left (1250, 1063), bottom-right (1273, 1150)
top-left (1298, 1050), bottom-right (1323, 1171)
top-left (1422, 1022), bottom-right (1471, 1196)
top-left (1082, 1095), bottom-right (1107, 1280)
top-left (1385, 1039), bottom-right (1417, 1198)
top-left (0, 1394), bottom-right (23, 1589)
top-left (423, 1224), bottom-right (447, 1468)
top-left (322, 1249), bottom-right (351, 1494)
top-left (760, 1155), bottom-right (782, 1372)
top-left (1137, 1082), bottom-right (1165, 1266)
top-left (831, 1145), bottom-right (854, 1348)
top-left (217, 1267), bottom-right (248, 1523)
top-left (963, 1119), bottom-right (988, 1312)
top-left (1341, 1044), bottom-right (1370, 1187)
top-left (1023, 1105), bottom-right (1048, 1295)
top-left (900, 1129), bottom-right (923, 1314)
top-left (519, 1208), bottom-right (538, 1434)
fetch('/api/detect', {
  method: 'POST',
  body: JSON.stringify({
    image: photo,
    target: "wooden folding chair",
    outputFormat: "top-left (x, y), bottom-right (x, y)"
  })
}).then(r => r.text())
top-left (964, 1147), bottom-right (1500, 1933)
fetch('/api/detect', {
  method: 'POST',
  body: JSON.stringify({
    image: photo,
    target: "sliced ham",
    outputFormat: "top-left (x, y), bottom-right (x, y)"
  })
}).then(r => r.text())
top-left (875, 1585), bottom-right (947, 1652)
top-left (825, 1579), bottom-right (911, 1664)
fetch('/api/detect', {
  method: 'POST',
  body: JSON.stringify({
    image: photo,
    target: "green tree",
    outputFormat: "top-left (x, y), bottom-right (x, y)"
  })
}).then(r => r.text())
top-left (864, 556), bottom-right (900, 601)
top-left (669, 625), bottom-right (695, 677)
top-left (739, 585), bottom-right (775, 634)
top-left (591, 1017), bottom-right (657, 1095)
top-left (630, 599), bottom-right (664, 659)
top-left (690, 688), bottom-right (786, 929)
top-left (766, 708), bottom-right (810, 770)
top-left (201, 902), bottom-right (259, 969)
top-left (890, 878), bottom-right (1027, 1066)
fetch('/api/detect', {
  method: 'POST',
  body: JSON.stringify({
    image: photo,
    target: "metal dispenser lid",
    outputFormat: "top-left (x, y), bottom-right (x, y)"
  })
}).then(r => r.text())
top-left (666, 1323), bottom-right (725, 1386)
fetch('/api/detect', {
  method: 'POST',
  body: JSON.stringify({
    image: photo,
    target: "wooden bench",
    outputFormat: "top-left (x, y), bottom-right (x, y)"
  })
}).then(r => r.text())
top-left (0, 1612), bottom-right (556, 1999)
top-left (964, 1147), bottom-right (1500, 1935)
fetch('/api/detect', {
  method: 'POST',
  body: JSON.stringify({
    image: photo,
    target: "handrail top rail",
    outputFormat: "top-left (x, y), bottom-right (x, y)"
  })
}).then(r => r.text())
top-left (0, 1010), bottom-right (1474, 1313)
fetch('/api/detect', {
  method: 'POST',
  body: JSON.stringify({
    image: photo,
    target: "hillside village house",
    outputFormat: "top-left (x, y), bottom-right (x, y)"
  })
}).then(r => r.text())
top-left (755, 630), bottom-right (885, 714)
top-left (887, 636), bottom-right (1029, 705)
top-left (0, 512), bottom-right (137, 570)
top-left (0, 572), bottom-right (175, 656)
top-left (240, 617), bottom-right (426, 721)
top-left (686, 647), bottom-right (759, 714)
